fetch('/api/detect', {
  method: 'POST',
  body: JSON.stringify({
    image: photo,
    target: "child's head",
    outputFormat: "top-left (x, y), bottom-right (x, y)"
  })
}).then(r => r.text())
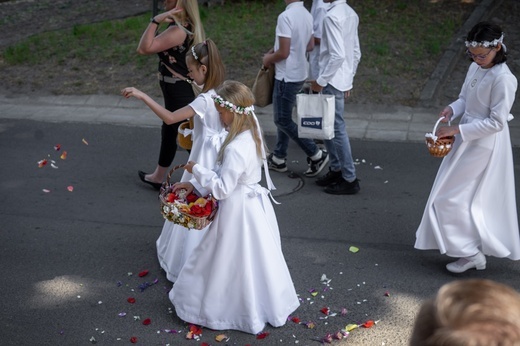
top-left (465, 21), bottom-right (507, 65)
top-left (410, 279), bottom-right (520, 346)
top-left (186, 39), bottom-right (225, 93)
top-left (212, 81), bottom-right (266, 162)
top-left (172, 0), bottom-right (205, 46)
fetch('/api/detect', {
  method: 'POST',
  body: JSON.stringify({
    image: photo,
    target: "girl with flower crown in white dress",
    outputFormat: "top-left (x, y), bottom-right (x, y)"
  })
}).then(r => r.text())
top-left (122, 39), bottom-right (227, 282)
top-left (415, 22), bottom-right (520, 273)
top-left (169, 81), bottom-right (300, 334)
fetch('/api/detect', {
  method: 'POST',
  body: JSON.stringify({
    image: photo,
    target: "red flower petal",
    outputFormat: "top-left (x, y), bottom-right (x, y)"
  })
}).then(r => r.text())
top-left (142, 318), bottom-right (151, 325)
top-left (291, 316), bottom-right (301, 324)
top-left (138, 270), bottom-right (149, 277)
top-left (362, 320), bottom-right (375, 328)
top-left (320, 307), bottom-right (330, 315)
top-left (130, 336), bottom-right (137, 343)
top-left (256, 332), bottom-right (269, 339)
top-left (189, 324), bottom-right (202, 335)
top-left (127, 297), bottom-right (136, 304)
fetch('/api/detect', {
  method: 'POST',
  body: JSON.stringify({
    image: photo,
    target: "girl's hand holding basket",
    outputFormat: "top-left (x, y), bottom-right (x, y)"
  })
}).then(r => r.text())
top-left (425, 117), bottom-right (456, 158)
top-left (159, 164), bottom-right (218, 230)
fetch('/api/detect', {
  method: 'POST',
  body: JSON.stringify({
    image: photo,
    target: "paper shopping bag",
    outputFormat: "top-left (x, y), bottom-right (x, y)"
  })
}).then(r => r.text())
top-left (296, 93), bottom-right (335, 140)
top-left (252, 65), bottom-right (275, 107)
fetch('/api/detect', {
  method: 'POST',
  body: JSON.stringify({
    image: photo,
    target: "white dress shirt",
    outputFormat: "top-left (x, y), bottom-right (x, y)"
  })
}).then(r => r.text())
top-left (317, 0), bottom-right (361, 91)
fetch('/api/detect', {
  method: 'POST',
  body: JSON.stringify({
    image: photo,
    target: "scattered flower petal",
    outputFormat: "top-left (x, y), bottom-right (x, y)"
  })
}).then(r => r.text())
top-left (54, 144), bottom-right (61, 151)
top-left (89, 336), bottom-right (97, 344)
top-left (82, 138), bottom-right (89, 145)
top-left (215, 334), bottom-right (228, 342)
top-left (142, 318), bottom-right (151, 325)
top-left (374, 165), bottom-right (383, 170)
top-left (341, 308), bottom-right (348, 315)
top-left (60, 151), bottom-right (67, 160)
top-left (290, 316), bottom-right (301, 324)
top-left (345, 324), bottom-right (359, 332)
top-left (323, 334), bottom-right (333, 343)
top-left (320, 307), bottom-right (330, 315)
top-left (127, 297), bottom-right (136, 304)
top-left (349, 246), bottom-right (359, 253)
top-left (38, 159), bottom-right (48, 168)
top-left (305, 321), bottom-right (316, 329)
top-left (67, 186), bottom-right (74, 192)
top-left (256, 332), bottom-right (269, 340)
top-left (118, 312), bottom-right (127, 317)
top-left (384, 291), bottom-right (390, 297)
top-left (362, 320), bottom-right (375, 328)
top-left (138, 270), bottom-right (149, 277)
top-left (51, 163), bottom-right (58, 169)
top-left (130, 336), bottom-right (137, 343)
top-left (42, 189), bottom-right (51, 193)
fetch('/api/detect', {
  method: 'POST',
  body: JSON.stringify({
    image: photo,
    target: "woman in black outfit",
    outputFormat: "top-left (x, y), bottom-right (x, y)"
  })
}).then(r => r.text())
top-left (136, 0), bottom-right (205, 189)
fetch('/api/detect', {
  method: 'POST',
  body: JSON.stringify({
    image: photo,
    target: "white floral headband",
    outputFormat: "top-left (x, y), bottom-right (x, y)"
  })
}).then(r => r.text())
top-left (465, 34), bottom-right (504, 48)
top-left (191, 46), bottom-right (199, 61)
top-left (211, 94), bottom-right (255, 116)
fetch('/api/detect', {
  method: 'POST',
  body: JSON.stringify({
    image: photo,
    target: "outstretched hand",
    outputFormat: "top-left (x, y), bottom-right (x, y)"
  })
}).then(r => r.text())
top-left (121, 87), bottom-right (146, 100)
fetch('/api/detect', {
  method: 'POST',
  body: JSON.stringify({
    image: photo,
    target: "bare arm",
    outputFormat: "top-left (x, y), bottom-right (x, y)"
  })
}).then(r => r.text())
top-left (121, 87), bottom-right (194, 124)
top-left (262, 36), bottom-right (290, 66)
top-left (306, 35), bottom-right (315, 52)
top-left (137, 8), bottom-right (187, 55)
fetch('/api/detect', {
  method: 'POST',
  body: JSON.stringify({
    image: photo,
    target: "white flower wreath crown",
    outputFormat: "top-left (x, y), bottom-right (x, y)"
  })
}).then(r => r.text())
top-left (211, 94), bottom-right (255, 115)
top-left (465, 33), bottom-right (504, 48)
top-left (191, 46), bottom-right (199, 61)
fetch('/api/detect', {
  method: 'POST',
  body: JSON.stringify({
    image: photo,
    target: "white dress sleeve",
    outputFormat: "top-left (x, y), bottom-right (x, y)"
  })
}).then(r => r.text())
top-left (191, 145), bottom-right (246, 201)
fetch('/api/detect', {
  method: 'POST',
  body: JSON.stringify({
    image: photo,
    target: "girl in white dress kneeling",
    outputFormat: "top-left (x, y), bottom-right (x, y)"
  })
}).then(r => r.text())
top-left (169, 80), bottom-right (300, 334)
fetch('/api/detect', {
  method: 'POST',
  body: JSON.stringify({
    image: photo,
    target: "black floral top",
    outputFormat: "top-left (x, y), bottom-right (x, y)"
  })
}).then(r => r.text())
top-left (157, 23), bottom-right (193, 78)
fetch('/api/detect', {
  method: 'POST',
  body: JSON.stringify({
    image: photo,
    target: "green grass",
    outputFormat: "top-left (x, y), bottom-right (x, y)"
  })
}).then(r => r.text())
top-left (0, 0), bottom-right (476, 104)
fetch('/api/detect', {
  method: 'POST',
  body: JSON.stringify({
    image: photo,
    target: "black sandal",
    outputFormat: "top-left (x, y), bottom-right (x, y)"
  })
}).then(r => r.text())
top-left (138, 170), bottom-right (162, 190)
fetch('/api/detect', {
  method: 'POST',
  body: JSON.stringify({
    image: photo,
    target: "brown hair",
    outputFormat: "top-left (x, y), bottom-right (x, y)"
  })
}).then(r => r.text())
top-left (186, 39), bottom-right (225, 93)
top-left (410, 279), bottom-right (520, 346)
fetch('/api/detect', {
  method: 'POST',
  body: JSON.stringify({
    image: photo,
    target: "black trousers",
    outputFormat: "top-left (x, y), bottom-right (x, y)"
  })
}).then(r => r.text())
top-left (157, 80), bottom-right (195, 167)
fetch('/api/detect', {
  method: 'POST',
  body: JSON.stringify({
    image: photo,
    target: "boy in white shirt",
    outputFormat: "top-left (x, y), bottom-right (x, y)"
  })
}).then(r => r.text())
top-left (310, 0), bottom-right (361, 195)
top-left (263, 0), bottom-right (329, 177)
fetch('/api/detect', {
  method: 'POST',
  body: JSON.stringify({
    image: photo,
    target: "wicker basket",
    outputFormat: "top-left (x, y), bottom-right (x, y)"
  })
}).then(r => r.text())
top-left (425, 118), bottom-right (455, 158)
top-left (159, 164), bottom-right (218, 230)
top-left (177, 117), bottom-right (194, 150)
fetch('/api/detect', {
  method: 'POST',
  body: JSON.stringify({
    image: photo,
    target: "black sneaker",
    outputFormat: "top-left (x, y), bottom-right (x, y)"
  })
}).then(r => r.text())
top-left (304, 151), bottom-right (329, 177)
top-left (267, 153), bottom-right (288, 172)
top-left (316, 169), bottom-right (342, 186)
top-left (324, 178), bottom-right (360, 195)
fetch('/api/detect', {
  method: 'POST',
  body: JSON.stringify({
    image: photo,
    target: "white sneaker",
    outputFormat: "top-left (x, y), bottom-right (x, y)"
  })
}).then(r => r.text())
top-left (446, 252), bottom-right (486, 273)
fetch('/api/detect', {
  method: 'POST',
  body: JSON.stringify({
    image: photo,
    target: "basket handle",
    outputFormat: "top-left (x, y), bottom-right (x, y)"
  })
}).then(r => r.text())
top-left (166, 164), bottom-right (186, 185)
top-left (432, 117), bottom-right (451, 137)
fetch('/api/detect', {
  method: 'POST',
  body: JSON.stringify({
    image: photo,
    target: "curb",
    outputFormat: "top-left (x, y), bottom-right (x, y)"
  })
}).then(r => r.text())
top-left (419, 0), bottom-right (500, 106)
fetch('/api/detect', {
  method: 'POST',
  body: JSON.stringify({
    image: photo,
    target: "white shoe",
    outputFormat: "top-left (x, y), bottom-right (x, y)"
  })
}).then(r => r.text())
top-left (446, 252), bottom-right (486, 273)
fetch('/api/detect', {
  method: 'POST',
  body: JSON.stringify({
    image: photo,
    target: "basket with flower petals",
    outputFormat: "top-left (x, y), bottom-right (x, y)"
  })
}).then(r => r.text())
top-left (159, 164), bottom-right (218, 230)
top-left (425, 118), bottom-right (455, 158)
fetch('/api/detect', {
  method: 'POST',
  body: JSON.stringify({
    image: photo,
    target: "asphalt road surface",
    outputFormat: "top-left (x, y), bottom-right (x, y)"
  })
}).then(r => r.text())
top-left (2, 119), bottom-right (520, 345)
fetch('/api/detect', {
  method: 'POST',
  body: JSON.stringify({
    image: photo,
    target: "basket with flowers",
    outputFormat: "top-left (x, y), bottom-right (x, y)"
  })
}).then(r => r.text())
top-left (159, 165), bottom-right (218, 230)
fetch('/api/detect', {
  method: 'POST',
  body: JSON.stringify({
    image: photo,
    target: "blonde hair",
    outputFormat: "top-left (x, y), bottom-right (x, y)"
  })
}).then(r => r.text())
top-left (214, 81), bottom-right (266, 163)
top-left (171, 0), bottom-right (205, 46)
top-left (186, 39), bottom-right (225, 93)
top-left (410, 279), bottom-right (520, 346)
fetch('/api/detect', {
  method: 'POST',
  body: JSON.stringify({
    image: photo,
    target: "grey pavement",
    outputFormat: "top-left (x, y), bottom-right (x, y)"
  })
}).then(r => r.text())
top-left (2, 1), bottom-right (520, 345)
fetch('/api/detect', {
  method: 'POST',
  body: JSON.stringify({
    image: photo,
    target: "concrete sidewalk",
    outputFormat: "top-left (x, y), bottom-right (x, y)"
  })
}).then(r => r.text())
top-left (1, 92), bottom-right (520, 147)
